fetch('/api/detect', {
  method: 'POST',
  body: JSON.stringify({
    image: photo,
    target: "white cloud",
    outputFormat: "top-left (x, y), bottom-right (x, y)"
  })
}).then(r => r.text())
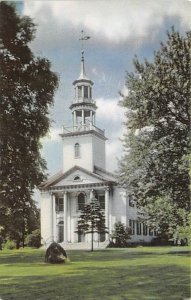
top-left (120, 85), bottom-right (129, 98)
top-left (91, 68), bottom-right (107, 83)
top-left (94, 97), bottom-right (126, 171)
top-left (92, 67), bottom-right (98, 76)
top-left (41, 127), bottom-right (61, 143)
top-left (96, 97), bottom-right (125, 123)
top-left (106, 138), bottom-right (122, 172)
top-left (24, 1), bottom-right (191, 44)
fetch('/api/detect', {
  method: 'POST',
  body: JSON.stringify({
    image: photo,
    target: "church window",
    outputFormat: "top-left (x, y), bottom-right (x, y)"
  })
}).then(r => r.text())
top-left (98, 195), bottom-right (105, 209)
top-left (74, 175), bottom-right (81, 181)
top-left (78, 193), bottom-right (85, 210)
top-left (78, 232), bottom-right (85, 242)
top-left (84, 86), bottom-right (88, 98)
top-left (56, 197), bottom-right (64, 212)
top-left (100, 232), bottom-right (105, 242)
top-left (129, 219), bottom-right (135, 235)
top-left (143, 224), bottom-right (148, 235)
top-left (128, 195), bottom-right (135, 207)
top-left (136, 221), bottom-right (142, 235)
top-left (149, 228), bottom-right (154, 236)
top-left (74, 143), bottom-right (80, 158)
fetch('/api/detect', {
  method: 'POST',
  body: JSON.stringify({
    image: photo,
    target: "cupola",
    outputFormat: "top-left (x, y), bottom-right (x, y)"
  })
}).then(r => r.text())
top-left (70, 50), bottom-right (97, 129)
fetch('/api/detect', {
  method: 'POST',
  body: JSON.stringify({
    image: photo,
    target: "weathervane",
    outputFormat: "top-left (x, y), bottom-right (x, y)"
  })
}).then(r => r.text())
top-left (79, 30), bottom-right (91, 53)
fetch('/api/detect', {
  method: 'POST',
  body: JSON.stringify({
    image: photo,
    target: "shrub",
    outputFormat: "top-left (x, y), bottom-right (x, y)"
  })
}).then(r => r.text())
top-left (4, 240), bottom-right (16, 250)
top-left (174, 213), bottom-right (191, 246)
top-left (25, 229), bottom-right (41, 248)
top-left (110, 221), bottom-right (131, 247)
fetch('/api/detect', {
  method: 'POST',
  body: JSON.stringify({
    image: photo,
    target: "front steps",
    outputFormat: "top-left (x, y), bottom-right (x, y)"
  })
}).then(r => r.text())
top-left (60, 240), bottom-right (109, 250)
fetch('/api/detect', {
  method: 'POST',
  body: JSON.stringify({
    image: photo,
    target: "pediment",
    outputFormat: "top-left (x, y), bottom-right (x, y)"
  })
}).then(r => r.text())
top-left (40, 166), bottom-right (113, 189)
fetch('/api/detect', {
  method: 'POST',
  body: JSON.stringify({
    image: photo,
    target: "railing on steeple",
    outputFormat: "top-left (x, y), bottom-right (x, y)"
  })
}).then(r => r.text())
top-left (62, 124), bottom-right (105, 136)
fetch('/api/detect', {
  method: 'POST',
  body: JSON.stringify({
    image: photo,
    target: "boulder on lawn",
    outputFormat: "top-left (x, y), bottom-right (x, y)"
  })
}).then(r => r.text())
top-left (45, 242), bottom-right (67, 264)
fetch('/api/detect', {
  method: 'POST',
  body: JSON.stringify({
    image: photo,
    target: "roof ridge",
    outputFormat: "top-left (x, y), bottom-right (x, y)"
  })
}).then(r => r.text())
top-left (94, 165), bottom-right (116, 178)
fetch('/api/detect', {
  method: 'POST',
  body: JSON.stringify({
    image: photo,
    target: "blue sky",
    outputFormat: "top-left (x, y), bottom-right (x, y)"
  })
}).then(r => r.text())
top-left (20, 1), bottom-right (190, 181)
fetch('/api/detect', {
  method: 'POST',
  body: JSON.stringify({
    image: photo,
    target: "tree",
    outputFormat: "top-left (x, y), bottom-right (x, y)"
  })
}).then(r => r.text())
top-left (119, 28), bottom-right (190, 236)
top-left (25, 229), bottom-right (41, 248)
top-left (175, 212), bottom-right (191, 245)
top-left (0, 2), bottom-right (58, 247)
top-left (110, 221), bottom-right (131, 247)
top-left (76, 198), bottom-right (108, 251)
top-left (143, 196), bottom-right (189, 241)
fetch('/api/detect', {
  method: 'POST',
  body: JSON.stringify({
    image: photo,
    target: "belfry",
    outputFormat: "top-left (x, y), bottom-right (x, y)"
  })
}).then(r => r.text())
top-left (40, 36), bottom-right (155, 248)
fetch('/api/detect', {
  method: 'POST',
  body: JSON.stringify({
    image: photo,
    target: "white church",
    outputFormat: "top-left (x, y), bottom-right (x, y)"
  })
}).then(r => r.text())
top-left (40, 49), bottom-right (155, 248)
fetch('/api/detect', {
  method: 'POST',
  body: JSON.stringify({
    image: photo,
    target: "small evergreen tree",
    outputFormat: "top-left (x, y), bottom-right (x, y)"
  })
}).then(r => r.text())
top-left (77, 198), bottom-right (108, 251)
top-left (111, 222), bottom-right (131, 247)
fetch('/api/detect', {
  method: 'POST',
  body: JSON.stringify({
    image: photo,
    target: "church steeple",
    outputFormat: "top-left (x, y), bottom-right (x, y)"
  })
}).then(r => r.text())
top-left (61, 31), bottom-right (107, 173)
top-left (70, 48), bottom-right (96, 129)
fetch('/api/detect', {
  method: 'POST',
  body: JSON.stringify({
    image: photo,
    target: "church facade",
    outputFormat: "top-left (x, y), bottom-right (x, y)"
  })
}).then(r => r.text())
top-left (40, 51), bottom-right (155, 248)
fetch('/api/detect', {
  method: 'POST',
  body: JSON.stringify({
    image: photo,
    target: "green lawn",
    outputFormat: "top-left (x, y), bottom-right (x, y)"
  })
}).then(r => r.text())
top-left (0, 246), bottom-right (190, 300)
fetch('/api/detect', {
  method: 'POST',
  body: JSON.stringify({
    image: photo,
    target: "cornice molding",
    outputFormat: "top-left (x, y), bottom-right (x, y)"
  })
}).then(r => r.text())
top-left (41, 181), bottom-right (117, 193)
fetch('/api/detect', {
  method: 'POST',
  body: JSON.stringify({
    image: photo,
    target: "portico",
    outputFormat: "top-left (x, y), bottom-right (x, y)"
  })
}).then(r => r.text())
top-left (40, 168), bottom-right (114, 245)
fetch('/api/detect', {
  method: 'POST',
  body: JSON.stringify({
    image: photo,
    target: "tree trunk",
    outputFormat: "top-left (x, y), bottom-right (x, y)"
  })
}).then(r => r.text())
top-left (16, 240), bottom-right (20, 249)
top-left (91, 223), bottom-right (94, 252)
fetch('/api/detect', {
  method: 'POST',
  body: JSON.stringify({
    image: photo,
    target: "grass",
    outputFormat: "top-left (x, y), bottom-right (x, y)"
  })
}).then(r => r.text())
top-left (0, 246), bottom-right (190, 300)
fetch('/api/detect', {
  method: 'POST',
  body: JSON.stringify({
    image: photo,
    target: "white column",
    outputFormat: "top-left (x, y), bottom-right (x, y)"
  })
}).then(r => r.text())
top-left (52, 194), bottom-right (57, 242)
top-left (90, 111), bottom-right (93, 127)
top-left (105, 187), bottom-right (110, 239)
top-left (41, 192), bottom-right (54, 245)
top-left (67, 193), bottom-right (71, 242)
top-left (109, 194), bottom-right (112, 235)
top-left (88, 86), bottom-right (90, 99)
top-left (90, 189), bottom-right (94, 201)
top-left (64, 192), bottom-right (67, 242)
top-left (74, 111), bottom-right (77, 127)
top-left (82, 110), bottom-right (85, 126)
top-left (82, 86), bottom-right (84, 100)
top-left (93, 113), bottom-right (96, 125)
top-left (50, 193), bottom-right (54, 242)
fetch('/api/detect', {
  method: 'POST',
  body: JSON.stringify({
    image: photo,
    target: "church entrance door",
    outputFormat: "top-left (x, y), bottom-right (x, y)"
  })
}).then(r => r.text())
top-left (58, 221), bottom-right (64, 243)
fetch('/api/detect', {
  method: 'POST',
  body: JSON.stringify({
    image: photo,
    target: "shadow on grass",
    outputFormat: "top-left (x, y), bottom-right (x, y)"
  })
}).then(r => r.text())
top-left (166, 250), bottom-right (191, 257)
top-left (0, 264), bottom-right (190, 300)
top-left (0, 250), bottom-right (45, 264)
top-left (1, 248), bottom-right (190, 264)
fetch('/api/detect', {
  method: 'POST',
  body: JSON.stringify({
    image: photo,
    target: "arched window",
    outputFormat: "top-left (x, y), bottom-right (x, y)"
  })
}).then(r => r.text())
top-left (74, 143), bottom-right (80, 158)
top-left (78, 192), bottom-right (85, 211)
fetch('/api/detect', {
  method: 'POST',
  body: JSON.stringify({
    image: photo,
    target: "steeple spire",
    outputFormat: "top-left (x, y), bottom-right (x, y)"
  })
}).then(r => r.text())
top-left (79, 50), bottom-right (87, 80)
top-left (70, 30), bottom-right (99, 131)
top-left (78, 30), bottom-right (90, 80)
